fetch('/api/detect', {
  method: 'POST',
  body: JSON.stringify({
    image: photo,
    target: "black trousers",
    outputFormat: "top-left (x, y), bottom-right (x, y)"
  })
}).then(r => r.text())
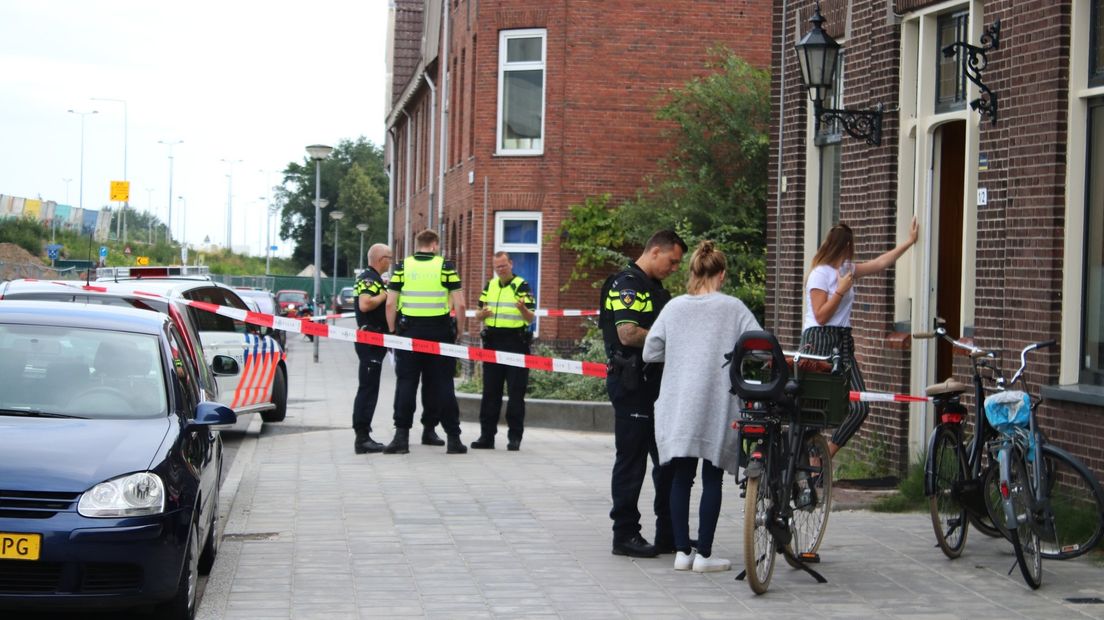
top-left (478, 331), bottom-right (530, 442)
top-left (352, 342), bottom-right (387, 433)
top-left (392, 321), bottom-right (461, 436)
top-left (607, 373), bottom-right (673, 545)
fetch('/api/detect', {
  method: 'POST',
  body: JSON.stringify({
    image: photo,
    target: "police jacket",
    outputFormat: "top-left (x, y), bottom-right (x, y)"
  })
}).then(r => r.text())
top-left (388, 252), bottom-right (461, 323)
top-left (479, 275), bottom-right (535, 330)
top-left (599, 262), bottom-right (672, 360)
top-left (353, 266), bottom-right (387, 332)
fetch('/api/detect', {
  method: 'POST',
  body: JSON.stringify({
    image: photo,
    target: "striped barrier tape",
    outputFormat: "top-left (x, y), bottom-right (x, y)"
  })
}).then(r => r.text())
top-left (850, 390), bottom-right (931, 403)
top-left (30, 280), bottom-right (607, 379)
top-left (315, 309), bottom-right (599, 320)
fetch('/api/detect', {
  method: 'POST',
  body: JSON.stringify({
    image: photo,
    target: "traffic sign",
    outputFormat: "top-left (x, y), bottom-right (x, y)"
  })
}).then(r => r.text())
top-left (99, 246), bottom-right (108, 258)
top-left (46, 244), bottom-right (62, 260)
top-left (110, 180), bottom-right (130, 202)
top-left (135, 256), bottom-right (150, 266)
top-left (270, 245), bottom-right (278, 251)
top-left (124, 246), bottom-right (132, 255)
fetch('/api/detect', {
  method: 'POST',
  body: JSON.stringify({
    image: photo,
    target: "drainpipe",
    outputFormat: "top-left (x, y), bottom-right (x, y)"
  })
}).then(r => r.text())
top-left (437, 0), bottom-right (451, 239)
top-left (425, 72), bottom-right (437, 231)
top-left (773, 0), bottom-right (789, 335)
top-left (387, 127), bottom-right (396, 256)
top-left (402, 109), bottom-right (414, 256)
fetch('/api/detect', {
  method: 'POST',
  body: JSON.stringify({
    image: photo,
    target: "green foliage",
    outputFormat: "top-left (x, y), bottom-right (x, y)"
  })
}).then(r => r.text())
top-left (276, 137), bottom-right (389, 274)
top-left (871, 455), bottom-right (928, 513)
top-left (0, 218), bottom-right (47, 256)
top-left (555, 49), bottom-right (770, 321)
top-left (835, 438), bottom-right (893, 480)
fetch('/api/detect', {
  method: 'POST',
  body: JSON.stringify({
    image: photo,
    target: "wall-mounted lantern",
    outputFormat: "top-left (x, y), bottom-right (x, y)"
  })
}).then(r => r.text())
top-left (795, 2), bottom-right (884, 146)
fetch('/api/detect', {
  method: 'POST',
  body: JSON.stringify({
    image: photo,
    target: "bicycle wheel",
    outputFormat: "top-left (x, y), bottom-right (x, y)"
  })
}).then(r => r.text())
top-left (1036, 443), bottom-right (1104, 559)
top-left (928, 425), bottom-right (970, 558)
top-left (786, 432), bottom-right (832, 567)
top-left (1007, 449), bottom-right (1042, 589)
top-left (743, 476), bottom-right (776, 595)
top-left (973, 461), bottom-right (1007, 539)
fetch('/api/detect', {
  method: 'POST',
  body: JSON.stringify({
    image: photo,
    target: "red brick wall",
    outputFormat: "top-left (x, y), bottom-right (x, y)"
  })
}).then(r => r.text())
top-left (768, 0), bottom-right (1102, 479)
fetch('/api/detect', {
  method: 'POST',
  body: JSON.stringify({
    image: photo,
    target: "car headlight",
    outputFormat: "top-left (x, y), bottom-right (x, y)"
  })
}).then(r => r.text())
top-left (78, 472), bottom-right (165, 517)
top-left (287, 304), bottom-right (296, 310)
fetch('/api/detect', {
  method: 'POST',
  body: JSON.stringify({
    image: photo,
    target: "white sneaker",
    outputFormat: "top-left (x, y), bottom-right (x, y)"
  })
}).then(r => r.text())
top-left (692, 554), bottom-right (731, 573)
top-left (673, 551), bottom-right (695, 571)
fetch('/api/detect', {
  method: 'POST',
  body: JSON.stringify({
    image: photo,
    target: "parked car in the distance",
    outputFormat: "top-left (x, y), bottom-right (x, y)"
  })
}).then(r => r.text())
top-left (335, 286), bottom-right (356, 313)
top-left (0, 300), bottom-right (236, 619)
top-left (275, 289), bottom-right (314, 341)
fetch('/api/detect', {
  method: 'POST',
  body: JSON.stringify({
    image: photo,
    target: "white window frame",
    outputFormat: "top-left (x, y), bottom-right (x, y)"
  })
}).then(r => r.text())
top-left (496, 28), bottom-right (547, 156)
top-left (494, 211), bottom-right (542, 333)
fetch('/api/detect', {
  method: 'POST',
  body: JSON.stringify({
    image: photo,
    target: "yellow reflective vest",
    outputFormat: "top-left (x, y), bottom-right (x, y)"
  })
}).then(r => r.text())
top-left (479, 276), bottom-right (533, 329)
top-left (398, 255), bottom-right (450, 317)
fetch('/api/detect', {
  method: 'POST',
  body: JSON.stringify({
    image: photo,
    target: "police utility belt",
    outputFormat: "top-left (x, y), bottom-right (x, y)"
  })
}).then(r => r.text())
top-left (481, 326), bottom-right (532, 345)
top-left (607, 349), bottom-right (645, 392)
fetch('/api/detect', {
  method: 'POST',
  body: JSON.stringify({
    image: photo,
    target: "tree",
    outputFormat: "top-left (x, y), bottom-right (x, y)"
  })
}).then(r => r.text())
top-left (557, 49), bottom-right (770, 318)
top-left (276, 137), bottom-right (389, 274)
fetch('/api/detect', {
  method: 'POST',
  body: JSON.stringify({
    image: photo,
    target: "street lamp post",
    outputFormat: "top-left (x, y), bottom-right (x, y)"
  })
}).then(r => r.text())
top-left (330, 210), bottom-right (345, 324)
top-left (59, 177), bottom-right (73, 244)
top-left (67, 109), bottom-right (98, 217)
top-left (92, 97), bottom-right (127, 242)
top-left (177, 196), bottom-right (188, 250)
top-left (62, 178), bottom-right (72, 205)
top-left (158, 140), bottom-right (183, 240)
top-left (221, 159), bottom-right (243, 249)
top-left (145, 187), bottom-right (155, 243)
top-left (356, 223), bottom-right (369, 272)
top-left (306, 144), bottom-right (333, 363)
top-left (266, 201), bottom-right (280, 275)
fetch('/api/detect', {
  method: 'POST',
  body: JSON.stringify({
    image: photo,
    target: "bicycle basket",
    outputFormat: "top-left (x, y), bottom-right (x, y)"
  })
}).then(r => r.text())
top-left (795, 370), bottom-right (851, 427)
top-left (983, 390), bottom-right (1030, 433)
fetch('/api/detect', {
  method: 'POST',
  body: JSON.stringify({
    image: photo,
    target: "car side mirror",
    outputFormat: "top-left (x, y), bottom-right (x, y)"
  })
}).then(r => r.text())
top-left (188, 402), bottom-right (236, 429)
top-left (211, 355), bottom-right (240, 376)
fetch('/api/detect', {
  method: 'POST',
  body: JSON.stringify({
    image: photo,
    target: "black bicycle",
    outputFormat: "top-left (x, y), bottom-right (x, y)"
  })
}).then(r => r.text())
top-left (918, 318), bottom-right (1104, 569)
top-left (728, 330), bottom-right (847, 595)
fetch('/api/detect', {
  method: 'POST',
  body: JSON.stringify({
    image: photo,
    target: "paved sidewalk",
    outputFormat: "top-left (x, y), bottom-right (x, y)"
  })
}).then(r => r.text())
top-left (199, 328), bottom-right (1104, 619)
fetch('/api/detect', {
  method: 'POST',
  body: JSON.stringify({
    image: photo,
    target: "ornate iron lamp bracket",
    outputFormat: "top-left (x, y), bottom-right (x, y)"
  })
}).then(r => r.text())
top-left (942, 19), bottom-right (1001, 125)
top-left (815, 102), bottom-right (884, 146)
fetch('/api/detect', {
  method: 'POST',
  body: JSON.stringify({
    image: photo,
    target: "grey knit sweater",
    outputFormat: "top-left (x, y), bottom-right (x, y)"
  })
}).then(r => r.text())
top-left (642, 292), bottom-right (761, 474)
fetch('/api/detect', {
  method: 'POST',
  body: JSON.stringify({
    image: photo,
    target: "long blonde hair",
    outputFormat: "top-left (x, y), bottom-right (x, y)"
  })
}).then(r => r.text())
top-left (687, 240), bottom-right (726, 294)
top-left (810, 223), bottom-right (854, 269)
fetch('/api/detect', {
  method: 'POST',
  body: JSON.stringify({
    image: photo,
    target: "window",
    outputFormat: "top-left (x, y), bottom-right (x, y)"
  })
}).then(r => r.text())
top-left (1093, 0), bottom-right (1104, 85)
top-left (816, 51), bottom-right (843, 239)
top-left (497, 29), bottom-right (546, 155)
top-left (494, 212), bottom-right (541, 332)
top-left (936, 11), bottom-right (969, 112)
top-left (1081, 100), bottom-right (1104, 384)
top-left (186, 287), bottom-right (249, 334)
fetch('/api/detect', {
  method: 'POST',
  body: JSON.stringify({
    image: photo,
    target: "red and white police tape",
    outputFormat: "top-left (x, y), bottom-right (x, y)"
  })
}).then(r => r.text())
top-left (312, 309), bottom-right (598, 321)
top-left (17, 280), bottom-right (935, 397)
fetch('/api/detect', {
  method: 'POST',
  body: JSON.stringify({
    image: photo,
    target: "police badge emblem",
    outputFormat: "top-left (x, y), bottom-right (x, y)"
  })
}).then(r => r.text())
top-left (620, 289), bottom-right (636, 307)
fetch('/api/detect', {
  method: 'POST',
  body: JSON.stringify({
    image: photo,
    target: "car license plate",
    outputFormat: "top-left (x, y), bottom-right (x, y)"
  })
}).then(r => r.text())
top-left (0, 532), bottom-right (41, 560)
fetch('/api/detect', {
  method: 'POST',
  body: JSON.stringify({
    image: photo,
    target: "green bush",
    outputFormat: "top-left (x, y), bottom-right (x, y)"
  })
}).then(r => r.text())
top-left (0, 218), bottom-right (47, 257)
top-left (871, 455), bottom-right (927, 513)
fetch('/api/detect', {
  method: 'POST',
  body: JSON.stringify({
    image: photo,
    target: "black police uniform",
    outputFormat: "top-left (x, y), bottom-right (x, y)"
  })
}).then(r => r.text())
top-left (388, 253), bottom-right (464, 438)
top-left (476, 276), bottom-right (536, 448)
top-left (352, 266), bottom-right (388, 440)
top-left (600, 262), bottom-right (675, 552)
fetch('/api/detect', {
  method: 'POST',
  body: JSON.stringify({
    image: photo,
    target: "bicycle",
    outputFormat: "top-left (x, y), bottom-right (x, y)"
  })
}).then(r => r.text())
top-left (727, 330), bottom-right (848, 595)
top-left (917, 319), bottom-right (1104, 576)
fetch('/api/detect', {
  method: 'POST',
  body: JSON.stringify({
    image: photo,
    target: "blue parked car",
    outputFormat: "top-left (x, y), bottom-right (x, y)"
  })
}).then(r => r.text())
top-left (0, 301), bottom-right (237, 619)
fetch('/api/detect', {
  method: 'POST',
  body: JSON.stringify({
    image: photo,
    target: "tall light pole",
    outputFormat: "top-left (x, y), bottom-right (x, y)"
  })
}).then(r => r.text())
top-left (145, 187), bottom-right (155, 243)
top-left (221, 158), bottom-right (243, 249)
top-left (67, 109), bottom-right (98, 217)
top-left (266, 200), bottom-right (280, 275)
top-left (356, 223), bottom-right (369, 272)
top-left (158, 140), bottom-right (183, 240)
top-left (328, 209), bottom-right (342, 324)
top-left (177, 196), bottom-right (188, 248)
top-left (62, 178), bottom-right (73, 205)
top-left (306, 144), bottom-right (333, 363)
top-left (92, 97), bottom-right (127, 242)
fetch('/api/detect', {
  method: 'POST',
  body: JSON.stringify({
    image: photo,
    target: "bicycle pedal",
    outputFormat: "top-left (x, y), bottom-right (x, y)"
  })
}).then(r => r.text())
top-left (798, 552), bottom-right (820, 563)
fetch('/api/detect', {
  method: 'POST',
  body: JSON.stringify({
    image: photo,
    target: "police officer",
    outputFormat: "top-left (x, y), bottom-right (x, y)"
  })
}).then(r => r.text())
top-left (471, 251), bottom-right (536, 451)
top-left (352, 243), bottom-right (393, 454)
top-left (382, 229), bottom-right (468, 454)
top-left (600, 230), bottom-right (687, 558)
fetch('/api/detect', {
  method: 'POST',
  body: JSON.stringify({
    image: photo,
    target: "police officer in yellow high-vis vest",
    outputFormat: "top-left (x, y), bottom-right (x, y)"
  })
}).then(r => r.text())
top-left (470, 252), bottom-right (536, 451)
top-left (382, 229), bottom-right (468, 454)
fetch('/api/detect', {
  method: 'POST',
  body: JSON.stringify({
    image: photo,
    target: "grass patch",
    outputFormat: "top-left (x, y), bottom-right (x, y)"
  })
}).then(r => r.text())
top-left (870, 455), bottom-right (928, 512)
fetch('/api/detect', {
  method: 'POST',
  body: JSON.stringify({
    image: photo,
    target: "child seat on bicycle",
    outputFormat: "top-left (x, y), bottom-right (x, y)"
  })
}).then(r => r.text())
top-left (728, 330), bottom-right (790, 403)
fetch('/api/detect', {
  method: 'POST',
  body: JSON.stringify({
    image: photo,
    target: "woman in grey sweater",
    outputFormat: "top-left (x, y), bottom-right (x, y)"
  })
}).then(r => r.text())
top-left (642, 240), bottom-right (761, 572)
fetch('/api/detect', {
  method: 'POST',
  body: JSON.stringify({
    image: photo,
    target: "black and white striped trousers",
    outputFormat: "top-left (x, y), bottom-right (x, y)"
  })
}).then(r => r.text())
top-left (800, 325), bottom-right (869, 448)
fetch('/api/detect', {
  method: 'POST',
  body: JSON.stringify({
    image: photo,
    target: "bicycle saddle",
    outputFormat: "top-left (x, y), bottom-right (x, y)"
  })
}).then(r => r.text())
top-left (728, 330), bottom-right (789, 402)
top-left (925, 379), bottom-right (968, 396)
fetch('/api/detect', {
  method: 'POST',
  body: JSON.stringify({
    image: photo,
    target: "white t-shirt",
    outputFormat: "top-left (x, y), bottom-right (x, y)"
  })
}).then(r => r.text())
top-left (803, 264), bottom-right (853, 329)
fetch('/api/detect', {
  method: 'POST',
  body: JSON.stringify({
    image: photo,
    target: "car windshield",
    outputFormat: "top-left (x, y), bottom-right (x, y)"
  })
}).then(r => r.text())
top-left (277, 291), bottom-right (309, 304)
top-left (0, 324), bottom-right (168, 420)
top-left (341, 288), bottom-right (354, 297)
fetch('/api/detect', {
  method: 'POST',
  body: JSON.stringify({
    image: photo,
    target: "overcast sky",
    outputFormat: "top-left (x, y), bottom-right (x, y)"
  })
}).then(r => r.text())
top-left (0, 0), bottom-right (388, 257)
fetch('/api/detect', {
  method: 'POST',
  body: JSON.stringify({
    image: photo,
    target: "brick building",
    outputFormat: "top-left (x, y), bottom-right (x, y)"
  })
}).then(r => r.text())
top-left (384, 0), bottom-right (771, 342)
top-left (768, 0), bottom-right (1104, 476)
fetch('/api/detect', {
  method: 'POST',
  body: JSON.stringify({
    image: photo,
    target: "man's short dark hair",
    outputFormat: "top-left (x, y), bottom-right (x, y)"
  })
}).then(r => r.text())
top-left (493, 251), bottom-right (510, 260)
top-left (644, 230), bottom-right (688, 253)
top-left (415, 229), bottom-right (439, 249)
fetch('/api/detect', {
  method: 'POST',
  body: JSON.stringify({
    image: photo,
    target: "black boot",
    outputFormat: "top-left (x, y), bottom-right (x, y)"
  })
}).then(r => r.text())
top-left (446, 434), bottom-right (468, 454)
top-left (383, 428), bottom-right (410, 454)
top-left (421, 426), bottom-right (445, 446)
top-left (354, 430), bottom-right (384, 454)
top-left (470, 436), bottom-right (494, 449)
